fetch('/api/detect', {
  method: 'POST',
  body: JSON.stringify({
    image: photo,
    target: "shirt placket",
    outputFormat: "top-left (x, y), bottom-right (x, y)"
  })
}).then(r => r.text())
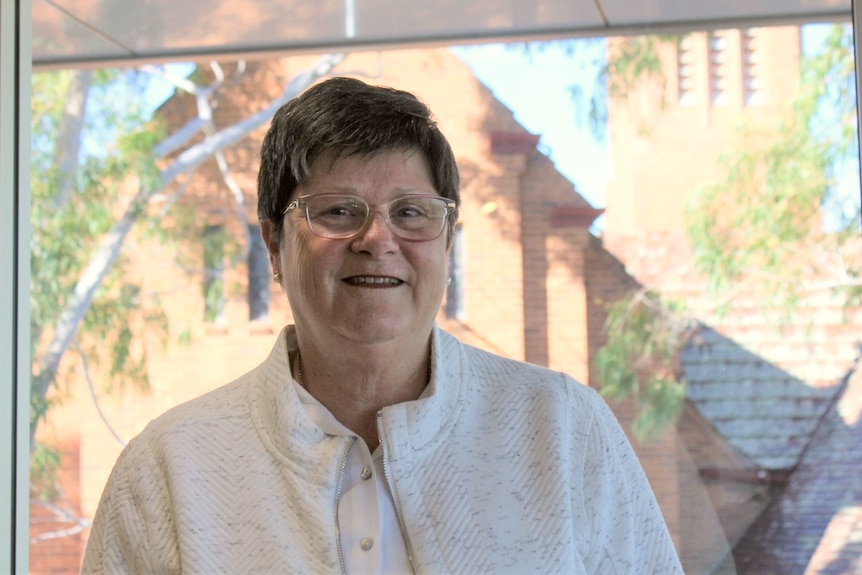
top-left (338, 440), bottom-right (383, 574)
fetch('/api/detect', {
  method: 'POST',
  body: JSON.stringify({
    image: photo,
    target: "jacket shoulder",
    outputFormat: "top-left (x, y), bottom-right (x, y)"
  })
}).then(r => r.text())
top-left (440, 328), bottom-right (600, 405)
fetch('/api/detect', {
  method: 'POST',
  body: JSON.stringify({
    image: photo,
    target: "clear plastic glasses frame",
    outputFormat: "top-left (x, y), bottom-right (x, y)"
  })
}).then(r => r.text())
top-left (284, 193), bottom-right (456, 241)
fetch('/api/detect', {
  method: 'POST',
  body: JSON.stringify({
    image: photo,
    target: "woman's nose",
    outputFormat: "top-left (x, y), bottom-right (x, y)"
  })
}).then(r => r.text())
top-left (350, 210), bottom-right (399, 254)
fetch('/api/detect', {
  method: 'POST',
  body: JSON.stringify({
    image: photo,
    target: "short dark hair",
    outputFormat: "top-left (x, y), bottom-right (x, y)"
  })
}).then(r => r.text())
top-left (257, 76), bottom-right (460, 244)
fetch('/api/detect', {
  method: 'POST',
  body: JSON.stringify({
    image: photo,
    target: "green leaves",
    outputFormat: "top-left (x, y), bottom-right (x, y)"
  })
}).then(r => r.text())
top-left (30, 69), bottom-right (172, 492)
top-left (30, 443), bottom-right (62, 502)
top-left (604, 36), bottom-right (669, 99)
top-left (596, 289), bottom-right (694, 442)
top-left (685, 23), bottom-right (859, 310)
top-left (584, 35), bottom-right (680, 138)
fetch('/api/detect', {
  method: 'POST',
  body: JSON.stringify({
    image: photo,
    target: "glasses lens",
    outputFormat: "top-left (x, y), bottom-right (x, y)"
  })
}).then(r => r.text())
top-left (304, 195), bottom-right (369, 238)
top-left (389, 196), bottom-right (449, 239)
top-left (301, 194), bottom-right (450, 240)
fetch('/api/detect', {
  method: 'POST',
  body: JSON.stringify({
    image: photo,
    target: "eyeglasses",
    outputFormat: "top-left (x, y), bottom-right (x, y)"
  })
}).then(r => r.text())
top-left (284, 193), bottom-right (456, 241)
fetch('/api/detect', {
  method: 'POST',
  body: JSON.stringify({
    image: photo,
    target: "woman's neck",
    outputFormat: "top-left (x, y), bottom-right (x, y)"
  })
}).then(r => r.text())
top-left (292, 336), bottom-right (432, 450)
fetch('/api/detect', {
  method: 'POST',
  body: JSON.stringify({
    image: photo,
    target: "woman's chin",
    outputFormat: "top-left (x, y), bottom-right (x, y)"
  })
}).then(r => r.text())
top-left (333, 318), bottom-right (427, 347)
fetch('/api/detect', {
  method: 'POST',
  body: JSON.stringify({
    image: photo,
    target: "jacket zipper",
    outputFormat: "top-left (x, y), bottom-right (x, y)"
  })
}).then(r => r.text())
top-left (334, 437), bottom-right (357, 575)
top-left (377, 414), bottom-right (418, 574)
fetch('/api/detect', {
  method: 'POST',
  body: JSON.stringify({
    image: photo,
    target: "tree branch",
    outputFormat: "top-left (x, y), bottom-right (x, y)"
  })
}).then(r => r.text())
top-left (29, 496), bottom-right (91, 544)
top-left (160, 53), bottom-right (344, 187)
top-left (73, 339), bottom-right (126, 447)
top-left (31, 53), bottom-right (345, 446)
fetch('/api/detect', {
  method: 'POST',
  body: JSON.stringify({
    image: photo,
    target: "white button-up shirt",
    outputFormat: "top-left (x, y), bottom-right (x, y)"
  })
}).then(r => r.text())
top-left (295, 381), bottom-right (413, 575)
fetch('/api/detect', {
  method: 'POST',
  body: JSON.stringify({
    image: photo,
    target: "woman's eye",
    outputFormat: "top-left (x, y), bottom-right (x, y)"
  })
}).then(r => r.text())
top-left (397, 208), bottom-right (419, 218)
top-left (324, 207), bottom-right (351, 216)
top-left (318, 203), bottom-right (360, 218)
top-left (393, 204), bottom-right (426, 218)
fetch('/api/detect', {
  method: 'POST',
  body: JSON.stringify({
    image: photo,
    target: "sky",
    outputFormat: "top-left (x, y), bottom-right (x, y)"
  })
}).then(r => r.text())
top-left (452, 41), bottom-right (609, 209)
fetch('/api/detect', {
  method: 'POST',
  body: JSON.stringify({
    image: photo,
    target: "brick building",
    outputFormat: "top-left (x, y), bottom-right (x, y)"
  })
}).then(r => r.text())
top-left (30, 32), bottom-right (859, 573)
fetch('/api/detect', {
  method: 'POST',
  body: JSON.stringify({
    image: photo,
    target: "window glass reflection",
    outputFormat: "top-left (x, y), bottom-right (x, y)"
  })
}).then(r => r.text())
top-left (28, 22), bottom-right (860, 574)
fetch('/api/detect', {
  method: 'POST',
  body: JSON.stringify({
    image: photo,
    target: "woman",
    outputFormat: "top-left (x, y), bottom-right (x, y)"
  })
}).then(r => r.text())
top-left (82, 77), bottom-right (683, 574)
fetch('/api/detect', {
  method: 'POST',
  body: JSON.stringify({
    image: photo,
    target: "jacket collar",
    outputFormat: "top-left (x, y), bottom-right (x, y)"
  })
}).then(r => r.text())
top-left (379, 325), bottom-right (465, 458)
top-left (249, 327), bottom-right (330, 478)
top-left (250, 325), bottom-right (464, 462)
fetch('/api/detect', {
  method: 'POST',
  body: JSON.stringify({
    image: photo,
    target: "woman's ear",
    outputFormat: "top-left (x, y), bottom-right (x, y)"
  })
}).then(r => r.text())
top-left (260, 220), bottom-right (281, 274)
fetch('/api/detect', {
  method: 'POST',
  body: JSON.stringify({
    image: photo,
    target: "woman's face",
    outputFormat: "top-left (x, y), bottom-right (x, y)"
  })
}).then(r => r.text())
top-left (264, 148), bottom-right (451, 351)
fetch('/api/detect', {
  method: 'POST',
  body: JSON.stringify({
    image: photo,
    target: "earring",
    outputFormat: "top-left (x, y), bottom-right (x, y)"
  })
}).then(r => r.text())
top-left (447, 277), bottom-right (452, 286)
top-left (273, 271), bottom-right (282, 284)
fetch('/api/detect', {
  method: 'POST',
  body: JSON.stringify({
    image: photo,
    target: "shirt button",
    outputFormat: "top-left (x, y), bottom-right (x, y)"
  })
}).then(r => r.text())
top-left (360, 537), bottom-right (374, 551)
top-left (360, 466), bottom-right (372, 480)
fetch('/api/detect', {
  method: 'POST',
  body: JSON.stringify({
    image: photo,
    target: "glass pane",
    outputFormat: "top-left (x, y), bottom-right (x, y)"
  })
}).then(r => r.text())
top-left (588, 24), bottom-right (861, 573)
top-left (28, 20), bottom-right (860, 574)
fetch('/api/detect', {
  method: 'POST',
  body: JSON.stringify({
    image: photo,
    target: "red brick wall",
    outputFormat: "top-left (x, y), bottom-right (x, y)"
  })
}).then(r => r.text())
top-left (29, 438), bottom-right (85, 574)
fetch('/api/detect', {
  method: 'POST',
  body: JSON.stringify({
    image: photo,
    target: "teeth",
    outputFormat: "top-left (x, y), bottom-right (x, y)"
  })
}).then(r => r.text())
top-left (349, 276), bottom-right (401, 285)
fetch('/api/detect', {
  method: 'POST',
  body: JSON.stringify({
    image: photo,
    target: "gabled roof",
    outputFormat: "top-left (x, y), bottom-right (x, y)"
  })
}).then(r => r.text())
top-left (732, 365), bottom-right (862, 573)
top-left (681, 324), bottom-right (850, 470)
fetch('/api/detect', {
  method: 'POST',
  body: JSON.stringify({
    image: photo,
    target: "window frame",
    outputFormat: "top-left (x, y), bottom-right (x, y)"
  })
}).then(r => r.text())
top-left (4, 1), bottom-right (862, 573)
top-left (2, 0), bottom-right (32, 573)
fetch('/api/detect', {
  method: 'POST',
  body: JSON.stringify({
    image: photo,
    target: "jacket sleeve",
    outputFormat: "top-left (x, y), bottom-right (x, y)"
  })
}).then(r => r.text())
top-left (81, 438), bottom-right (181, 575)
top-left (576, 389), bottom-right (684, 575)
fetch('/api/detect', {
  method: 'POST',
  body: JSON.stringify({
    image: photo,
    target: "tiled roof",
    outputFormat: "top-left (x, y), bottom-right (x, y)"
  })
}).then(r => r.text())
top-left (681, 325), bottom-right (843, 470)
top-left (732, 365), bottom-right (862, 573)
top-left (601, 232), bottom-right (861, 569)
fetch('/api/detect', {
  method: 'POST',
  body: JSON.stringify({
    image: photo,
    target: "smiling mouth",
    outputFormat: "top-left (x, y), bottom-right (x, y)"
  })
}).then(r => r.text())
top-left (345, 276), bottom-right (403, 286)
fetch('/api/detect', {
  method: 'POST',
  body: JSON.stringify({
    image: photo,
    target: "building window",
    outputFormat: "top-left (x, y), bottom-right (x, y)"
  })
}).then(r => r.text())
top-left (708, 31), bottom-right (729, 106)
top-left (677, 34), bottom-right (696, 105)
top-left (247, 223), bottom-right (270, 323)
top-left (445, 224), bottom-right (465, 320)
top-left (202, 224), bottom-right (226, 325)
top-left (742, 28), bottom-right (762, 105)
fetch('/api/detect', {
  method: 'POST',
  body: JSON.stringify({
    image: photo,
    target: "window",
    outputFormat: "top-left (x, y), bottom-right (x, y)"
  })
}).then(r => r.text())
top-left (708, 31), bottom-right (730, 105)
top-left (15, 14), bottom-right (861, 575)
top-left (677, 35), bottom-right (696, 105)
top-left (445, 224), bottom-right (466, 320)
top-left (742, 28), bottom-right (762, 105)
top-left (202, 223), bottom-right (226, 326)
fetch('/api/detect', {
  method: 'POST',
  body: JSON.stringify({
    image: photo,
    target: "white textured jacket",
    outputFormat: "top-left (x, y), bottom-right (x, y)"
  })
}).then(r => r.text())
top-left (82, 326), bottom-right (683, 575)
